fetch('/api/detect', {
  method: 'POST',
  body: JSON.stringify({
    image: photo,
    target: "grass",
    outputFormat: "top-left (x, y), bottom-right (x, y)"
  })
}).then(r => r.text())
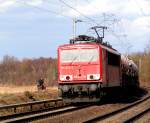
top-left (0, 86), bottom-right (58, 116)
top-left (0, 85), bottom-right (37, 94)
top-left (0, 86), bottom-right (58, 105)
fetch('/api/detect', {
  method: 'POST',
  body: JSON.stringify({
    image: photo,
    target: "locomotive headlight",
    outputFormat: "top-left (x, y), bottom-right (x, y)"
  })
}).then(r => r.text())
top-left (87, 74), bottom-right (100, 80)
top-left (90, 84), bottom-right (97, 91)
top-left (60, 75), bottom-right (66, 81)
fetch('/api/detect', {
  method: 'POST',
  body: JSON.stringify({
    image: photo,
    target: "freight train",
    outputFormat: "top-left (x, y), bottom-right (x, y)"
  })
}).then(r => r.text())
top-left (57, 33), bottom-right (139, 103)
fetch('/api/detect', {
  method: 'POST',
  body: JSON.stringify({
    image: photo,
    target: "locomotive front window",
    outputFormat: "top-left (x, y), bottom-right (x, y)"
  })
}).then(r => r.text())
top-left (60, 49), bottom-right (99, 63)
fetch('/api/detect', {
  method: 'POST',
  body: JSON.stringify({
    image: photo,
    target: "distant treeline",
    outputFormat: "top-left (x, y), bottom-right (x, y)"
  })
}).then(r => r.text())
top-left (129, 50), bottom-right (150, 87)
top-left (0, 55), bottom-right (57, 86)
top-left (0, 50), bottom-right (150, 87)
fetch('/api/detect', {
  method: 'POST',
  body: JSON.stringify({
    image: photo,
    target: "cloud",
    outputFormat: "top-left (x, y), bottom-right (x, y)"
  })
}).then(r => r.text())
top-left (111, 17), bottom-right (150, 53)
top-left (132, 16), bottom-right (150, 28)
top-left (0, 0), bottom-right (16, 12)
top-left (120, 17), bottom-right (150, 38)
top-left (0, 0), bottom-right (150, 54)
top-left (0, 0), bottom-right (43, 13)
top-left (65, 0), bottom-right (112, 17)
top-left (63, 0), bottom-right (150, 18)
top-left (23, 0), bottom-right (43, 6)
top-left (64, 0), bottom-right (150, 52)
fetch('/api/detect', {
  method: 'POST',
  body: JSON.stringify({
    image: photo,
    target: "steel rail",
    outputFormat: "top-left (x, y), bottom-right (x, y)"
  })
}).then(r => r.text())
top-left (0, 98), bottom-right (62, 112)
top-left (0, 103), bottom-right (71, 121)
top-left (124, 107), bottom-right (150, 123)
top-left (0, 98), bottom-right (62, 116)
top-left (83, 95), bottom-right (150, 123)
top-left (1, 86), bottom-right (149, 122)
top-left (2, 104), bottom-right (93, 123)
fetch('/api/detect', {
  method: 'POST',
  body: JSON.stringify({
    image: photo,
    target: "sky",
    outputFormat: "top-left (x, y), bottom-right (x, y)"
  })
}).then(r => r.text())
top-left (0, 0), bottom-right (150, 60)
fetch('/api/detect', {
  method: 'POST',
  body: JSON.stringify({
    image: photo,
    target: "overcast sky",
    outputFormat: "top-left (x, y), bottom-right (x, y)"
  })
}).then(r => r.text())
top-left (0, 0), bottom-right (150, 60)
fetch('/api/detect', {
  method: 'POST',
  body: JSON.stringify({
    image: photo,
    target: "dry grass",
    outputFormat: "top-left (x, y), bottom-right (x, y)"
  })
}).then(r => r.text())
top-left (0, 86), bottom-right (59, 116)
top-left (0, 86), bottom-right (37, 94)
top-left (0, 85), bottom-right (57, 94)
top-left (0, 86), bottom-right (58, 105)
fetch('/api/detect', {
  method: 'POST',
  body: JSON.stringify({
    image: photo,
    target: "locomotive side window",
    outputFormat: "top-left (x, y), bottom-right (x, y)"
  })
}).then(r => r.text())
top-left (107, 52), bottom-right (120, 66)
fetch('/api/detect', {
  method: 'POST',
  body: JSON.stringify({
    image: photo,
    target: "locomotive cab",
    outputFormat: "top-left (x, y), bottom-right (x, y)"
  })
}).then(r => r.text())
top-left (58, 42), bottom-right (103, 102)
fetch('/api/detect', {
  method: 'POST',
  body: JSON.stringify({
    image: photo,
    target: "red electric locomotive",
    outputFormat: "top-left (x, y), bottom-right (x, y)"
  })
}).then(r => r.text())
top-left (57, 28), bottom-right (139, 103)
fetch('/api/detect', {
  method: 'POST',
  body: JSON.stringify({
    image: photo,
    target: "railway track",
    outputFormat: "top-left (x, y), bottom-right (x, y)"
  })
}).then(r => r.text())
top-left (0, 104), bottom-right (71, 122)
top-left (0, 98), bottom-right (63, 115)
top-left (1, 104), bottom-right (92, 123)
top-left (84, 95), bottom-right (150, 123)
top-left (1, 87), bottom-right (149, 123)
top-left (124, 107), bottom-right (150, 123)
top-left (0, 98), bottom-right (65, 122)
top-left (123, 86), bottom-right (150, 123)
top-left (3, 96), bottom-right (149, 123)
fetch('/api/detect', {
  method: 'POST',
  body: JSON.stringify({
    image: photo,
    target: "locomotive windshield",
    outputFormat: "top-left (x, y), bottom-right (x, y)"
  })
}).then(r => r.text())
top-left (60, 49), bottom-right (99, 63)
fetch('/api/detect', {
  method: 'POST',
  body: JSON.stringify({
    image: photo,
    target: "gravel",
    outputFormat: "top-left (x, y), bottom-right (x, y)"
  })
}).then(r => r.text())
top-left (134, 111), bottom-right (150, 123)
top-left (97, 98), bottom-right (150, 123)
top-left (34, 87), bottom-right (150, 123)
top-left (35, 103), bottom-right (125, 123)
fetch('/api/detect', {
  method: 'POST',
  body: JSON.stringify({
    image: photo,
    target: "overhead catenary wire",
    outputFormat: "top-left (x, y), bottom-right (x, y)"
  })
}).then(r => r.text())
top-left (84, 0), bottom-right (120, 26)
top-left (84, 0), bottom-right (105, 25)
top-left (43, 0), bottom-right (93, 26)
top-left (58, 0), bottom-right (121, 38)
top-left (42, 0), bottom-right (58, 6)
top-left (17, 0), bottom-right (95, 26)
top-left (83, 0), bottom-right (123, 41)
top-left (106, 28), bottom-right (132, 53)
top-left (14, 0), bottom-right (72, 19)
top-left (15, 0), bottom-right (119, 29)
top-left (84, 0), bottom-right (101, 12)
top-left (15, 0), bottom-right (128, 45)
top-left (15, 0), bottom-right (98, 39)
top-left (58, 0), bottom-right (99, 25)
